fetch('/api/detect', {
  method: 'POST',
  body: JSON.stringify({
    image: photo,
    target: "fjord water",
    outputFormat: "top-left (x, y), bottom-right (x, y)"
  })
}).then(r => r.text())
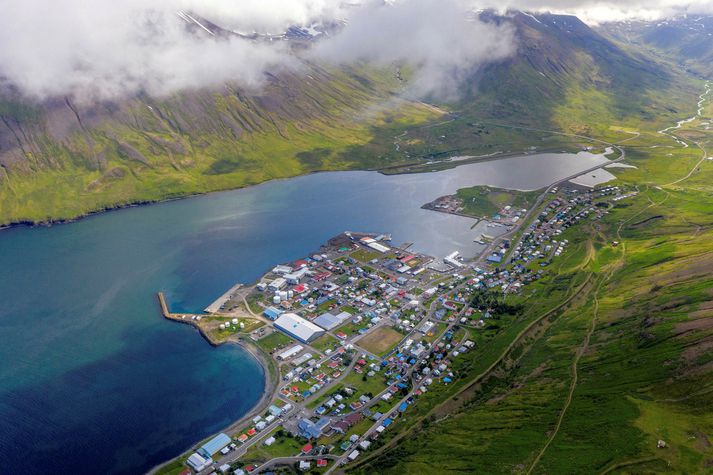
top-left (0, 151), bottom-right (607, 474)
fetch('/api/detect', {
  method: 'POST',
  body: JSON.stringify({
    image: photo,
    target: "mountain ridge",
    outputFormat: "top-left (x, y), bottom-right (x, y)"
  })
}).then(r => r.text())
top-left (0, 10), bottom-right (704, 226)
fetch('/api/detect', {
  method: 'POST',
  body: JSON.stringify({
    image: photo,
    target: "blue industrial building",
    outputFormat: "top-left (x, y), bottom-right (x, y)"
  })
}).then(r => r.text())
top-left (198, 432), bottom-right (231, 458)
top-left (263, 306), bottom-right (283, 320)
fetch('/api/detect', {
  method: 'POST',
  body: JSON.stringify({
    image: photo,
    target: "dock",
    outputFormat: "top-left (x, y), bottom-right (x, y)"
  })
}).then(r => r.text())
top-left (204, 282), bottom-right (243, 314)
top-left (157, 292), bottom-right (221, 346)
top-left (158, 292), bottom-right (171, 318)
top-left (157, 292), bottom-right (202, 321)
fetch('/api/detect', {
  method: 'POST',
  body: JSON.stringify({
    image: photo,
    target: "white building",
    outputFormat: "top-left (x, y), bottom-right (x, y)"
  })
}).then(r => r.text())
top-left (277, 344), bottom-right (304, 361)
top-left (187, 453), bottom-right (212, 472)
top-left (292, 352), bottom-right (314, 366)
top-left (272, 265), bottom-right (293, 275)
top-left (274, 313), bottom-right (325, 343)
top-left (269, 277), bottom-right (287, 291)
top-left (284, 267), bottom-right (309, 285)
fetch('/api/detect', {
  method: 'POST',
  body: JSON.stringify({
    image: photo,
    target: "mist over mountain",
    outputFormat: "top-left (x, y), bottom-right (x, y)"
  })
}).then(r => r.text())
top-left (0, 0), bottom-right (515, 103)
top-left (2, 0), bottom-right (711, 104)
top-left (0, 0), bottom-right (709, 225)
top-left (601, 14), bottom-right (713, 76)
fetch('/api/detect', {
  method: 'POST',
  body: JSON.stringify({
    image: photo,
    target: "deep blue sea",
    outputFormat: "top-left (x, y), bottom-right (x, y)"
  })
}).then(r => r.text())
top-left (0, 151), bottom-right (607, 474)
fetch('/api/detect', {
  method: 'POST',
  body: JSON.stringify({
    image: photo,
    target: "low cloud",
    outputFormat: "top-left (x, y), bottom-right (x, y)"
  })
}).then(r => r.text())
top-left (0, 0), bottom-right (516, 103)
top-left (312, 0), bottom-right (515, 100)
top-left (477, 0), bottom-right (713, 23)
top-left (0, 0), bottom-right (710, 103)
top-left (0, 1), bottom-right (298, 102)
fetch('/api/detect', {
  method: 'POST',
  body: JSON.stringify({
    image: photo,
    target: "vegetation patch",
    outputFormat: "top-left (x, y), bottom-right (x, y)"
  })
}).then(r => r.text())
top-left (455, 185), bottom-right (539, 218)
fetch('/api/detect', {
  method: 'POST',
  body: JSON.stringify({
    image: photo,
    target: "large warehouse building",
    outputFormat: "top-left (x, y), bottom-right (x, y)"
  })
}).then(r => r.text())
top-left (313, 311), bottom-right (352, 331)
top-left (274, 313), bottom-right (325, 343)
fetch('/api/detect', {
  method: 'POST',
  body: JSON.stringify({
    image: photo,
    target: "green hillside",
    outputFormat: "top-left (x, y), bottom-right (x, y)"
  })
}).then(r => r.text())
top-left (0, 65), bottom-right (437, 225)
top-left (348, 81), bottom-right (713, 474)
top-left (373, 12), bottom-right (702, 174)
top-left (0, 12), bottom-right (704, 226)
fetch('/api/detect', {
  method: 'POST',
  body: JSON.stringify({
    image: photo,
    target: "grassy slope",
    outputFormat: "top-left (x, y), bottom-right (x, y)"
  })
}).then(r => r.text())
top-left (0, 66), bottom-right (438, 225)
top-left (348, 84), bottom-right (713, 474)
top-left (376, 12), bottom-right (701, 175)
top-left (0, 13), bottom-right (701, 225)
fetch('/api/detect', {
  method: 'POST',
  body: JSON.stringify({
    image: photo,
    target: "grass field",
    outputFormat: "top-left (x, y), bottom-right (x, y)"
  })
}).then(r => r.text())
top-left (255, 331), bottom-right (294, 354)
top-left (310, 334), bottom-right (341, 353)
top-left (241, 428), bottom-right (304, 465)
top-left (355, 326), bottom-right (404, 356)
top-left (351, 249), bottom-right (382, 263)
top-left (455, 185), bottom-right (540, 218)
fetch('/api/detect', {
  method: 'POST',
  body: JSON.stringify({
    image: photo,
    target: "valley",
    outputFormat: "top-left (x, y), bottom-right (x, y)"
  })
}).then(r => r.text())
top-left (1, 5), bottom-right (712, 475)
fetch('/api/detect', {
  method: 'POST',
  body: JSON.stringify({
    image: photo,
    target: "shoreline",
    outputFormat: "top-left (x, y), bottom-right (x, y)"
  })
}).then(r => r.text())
top-left (0, 146), bottom-right (590, 232)
top-left (150, 294), bottom-right (279, 475)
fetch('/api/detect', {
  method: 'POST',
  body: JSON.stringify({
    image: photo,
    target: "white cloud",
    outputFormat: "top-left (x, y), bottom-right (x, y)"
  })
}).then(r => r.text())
top-left (0, 0), bottom-right (710, 103)
top-left (0, 1), bottom-right (299, 102)
top-left (312, 0), bottom-right (515, 100)
top-left (473, 0), bottom-right (713, 23)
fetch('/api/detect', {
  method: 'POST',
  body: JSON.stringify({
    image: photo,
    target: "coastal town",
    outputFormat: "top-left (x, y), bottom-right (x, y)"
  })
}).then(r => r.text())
top-left (157, 180), bottom-right (632, 475)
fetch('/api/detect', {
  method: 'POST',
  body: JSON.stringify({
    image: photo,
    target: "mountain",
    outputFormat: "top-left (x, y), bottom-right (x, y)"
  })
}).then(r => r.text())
top-left (381, 11), bottom-right (702, 164)
top-left (471, 11), bottom-right (683, 129)
top-left (600, 15), bottom-right (713, 77)
top-left (0, 10), bottom-right (703, 226)
top-left (0, 65), bottom-right (435, 225)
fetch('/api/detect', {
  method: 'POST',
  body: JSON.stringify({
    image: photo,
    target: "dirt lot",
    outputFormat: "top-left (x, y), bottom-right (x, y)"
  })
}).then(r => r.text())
top-left (356, 326), bottom-right (404, 355)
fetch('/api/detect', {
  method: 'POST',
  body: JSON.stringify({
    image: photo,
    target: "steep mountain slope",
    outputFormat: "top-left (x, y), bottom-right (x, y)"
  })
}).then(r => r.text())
top-left (385, 11), bottom-right (702, 165)
top-left (0, 11), bottom-right (703, 226)
top-left (0, 65), bottom-right (436, 224)
top-left (473, 12), bottom-right (686, 128)
top-left (601, 15), bottom-right (713, 77)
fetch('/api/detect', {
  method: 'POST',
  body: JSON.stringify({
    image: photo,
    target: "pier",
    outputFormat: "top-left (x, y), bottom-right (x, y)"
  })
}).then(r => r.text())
top-left (204, 282), bottom-right (243, 313)
top-left (157, 292), bottom-right (202, 321)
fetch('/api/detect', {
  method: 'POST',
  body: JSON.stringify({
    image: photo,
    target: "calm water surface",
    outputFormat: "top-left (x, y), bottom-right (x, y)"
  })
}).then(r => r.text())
top-left (0, 151), bottom-right (606, 474)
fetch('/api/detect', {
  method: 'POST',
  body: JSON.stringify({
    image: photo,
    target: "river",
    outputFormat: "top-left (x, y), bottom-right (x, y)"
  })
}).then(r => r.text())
top-left (0, 150), bottom-right (608, 474)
